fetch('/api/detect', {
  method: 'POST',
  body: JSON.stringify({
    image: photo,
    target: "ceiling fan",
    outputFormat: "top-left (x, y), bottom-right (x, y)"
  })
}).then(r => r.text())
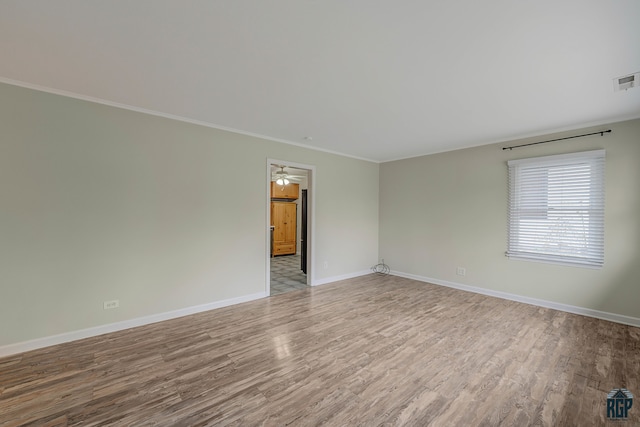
top-left (272, 165), bottom-right (305, 185)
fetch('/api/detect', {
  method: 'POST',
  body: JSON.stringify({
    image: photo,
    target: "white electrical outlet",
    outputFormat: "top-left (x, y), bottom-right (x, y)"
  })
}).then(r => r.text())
top-left (323, 261), bottom-right (329, 270)
top-left (456, 267), bottom-right (466, 277)
top-left (103, 300), bottom-right (120, 310)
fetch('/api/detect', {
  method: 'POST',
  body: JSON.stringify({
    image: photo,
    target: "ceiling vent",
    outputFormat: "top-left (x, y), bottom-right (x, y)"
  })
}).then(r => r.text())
top-left (613, 72), bottom-right (640, 91)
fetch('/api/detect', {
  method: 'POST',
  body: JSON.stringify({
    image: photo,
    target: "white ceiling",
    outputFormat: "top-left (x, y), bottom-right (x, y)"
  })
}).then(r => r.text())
top-left (1, 1), bottom-right (639, 162)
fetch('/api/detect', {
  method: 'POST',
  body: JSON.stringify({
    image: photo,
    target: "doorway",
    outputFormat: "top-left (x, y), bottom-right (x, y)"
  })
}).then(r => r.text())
top-left (266, 159), bottom-right (314, 296)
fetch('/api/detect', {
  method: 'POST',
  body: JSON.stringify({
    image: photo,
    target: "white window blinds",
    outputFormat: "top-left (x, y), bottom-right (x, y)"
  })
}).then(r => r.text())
top-left (507, 150), bottom-right (605, 268)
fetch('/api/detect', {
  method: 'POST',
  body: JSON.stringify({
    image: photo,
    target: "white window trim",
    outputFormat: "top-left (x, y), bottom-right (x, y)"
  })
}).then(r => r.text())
top-left (507, 149), bottom-right (605, 268)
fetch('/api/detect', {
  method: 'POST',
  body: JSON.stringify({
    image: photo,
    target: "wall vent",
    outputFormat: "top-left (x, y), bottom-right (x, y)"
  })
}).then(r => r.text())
top-left (613, 72), bottom-right (640, 91)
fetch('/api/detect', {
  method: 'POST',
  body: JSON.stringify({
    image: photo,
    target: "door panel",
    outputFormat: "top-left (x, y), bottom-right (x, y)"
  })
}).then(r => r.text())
top-left (271, 201), bottom-right (297, 255)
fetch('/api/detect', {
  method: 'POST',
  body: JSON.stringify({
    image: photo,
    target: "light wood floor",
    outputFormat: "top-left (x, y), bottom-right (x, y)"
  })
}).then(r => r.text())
top-left (1, 274), bottom-right (639, 426)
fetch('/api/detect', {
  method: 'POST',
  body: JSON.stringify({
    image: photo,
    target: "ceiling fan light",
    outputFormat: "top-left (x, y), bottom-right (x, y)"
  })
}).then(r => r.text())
top-left (276, 177), bottom-right (289, 185)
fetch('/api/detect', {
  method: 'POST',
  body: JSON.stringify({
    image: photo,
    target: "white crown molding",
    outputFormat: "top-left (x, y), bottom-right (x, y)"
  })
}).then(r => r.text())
top-left (383, 115), bottom-right (640, 163)
top-left (391, 270), bottom-right (640, 328)
top-left (0, 292), bottom-right (267, 358)
top-left (0, 77), bottom-right (378, 164)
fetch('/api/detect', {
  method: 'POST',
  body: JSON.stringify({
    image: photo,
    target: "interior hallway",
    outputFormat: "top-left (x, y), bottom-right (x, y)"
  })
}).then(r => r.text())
top-left (270, 254), bottom-right (307, 296)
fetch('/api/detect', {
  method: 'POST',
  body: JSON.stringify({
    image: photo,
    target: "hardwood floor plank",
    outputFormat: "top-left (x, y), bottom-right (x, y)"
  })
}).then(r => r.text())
top-left (1, 274), bottom-right (639, 426)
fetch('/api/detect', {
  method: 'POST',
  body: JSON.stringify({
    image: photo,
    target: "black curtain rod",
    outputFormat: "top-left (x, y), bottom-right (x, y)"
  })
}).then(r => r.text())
top-left (502, 129), bottom-right (612, 151)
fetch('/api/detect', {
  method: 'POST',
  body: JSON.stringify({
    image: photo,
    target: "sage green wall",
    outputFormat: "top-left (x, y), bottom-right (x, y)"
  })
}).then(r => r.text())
top-left (0, 83), bottom-right (379, 346)
top-left (380, 119), bottom-right (640, 320)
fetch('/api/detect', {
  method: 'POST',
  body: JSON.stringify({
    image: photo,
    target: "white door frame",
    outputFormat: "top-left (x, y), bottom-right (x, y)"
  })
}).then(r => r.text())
top-left (266, 158), bottom-right (316, 295)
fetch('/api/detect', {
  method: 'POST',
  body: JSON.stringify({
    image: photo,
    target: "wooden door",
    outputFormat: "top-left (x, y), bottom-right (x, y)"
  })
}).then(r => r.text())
top-left (271, 202), bottom-right (297, 255)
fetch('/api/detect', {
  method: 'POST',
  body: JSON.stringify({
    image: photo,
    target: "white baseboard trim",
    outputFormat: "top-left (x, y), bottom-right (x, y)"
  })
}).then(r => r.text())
top-left (312, 270), bottom-right (372, 287)
top-left (0, 292), bottom-right (267, 358)
top-left (391, 270), bottom-right (640, 328)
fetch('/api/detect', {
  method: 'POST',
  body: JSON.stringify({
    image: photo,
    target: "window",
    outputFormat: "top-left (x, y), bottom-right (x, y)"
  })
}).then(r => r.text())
top-left (507, 150), bottom-right (605, 268)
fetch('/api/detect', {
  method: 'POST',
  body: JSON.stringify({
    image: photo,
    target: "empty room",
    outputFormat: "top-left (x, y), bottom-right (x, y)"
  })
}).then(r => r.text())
top-left (1, 2), bottom-right (639, 426)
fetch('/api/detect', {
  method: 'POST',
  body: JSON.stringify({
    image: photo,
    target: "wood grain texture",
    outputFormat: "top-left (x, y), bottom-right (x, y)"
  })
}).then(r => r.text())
top-left (1, 274), bottom-right (638, 426)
